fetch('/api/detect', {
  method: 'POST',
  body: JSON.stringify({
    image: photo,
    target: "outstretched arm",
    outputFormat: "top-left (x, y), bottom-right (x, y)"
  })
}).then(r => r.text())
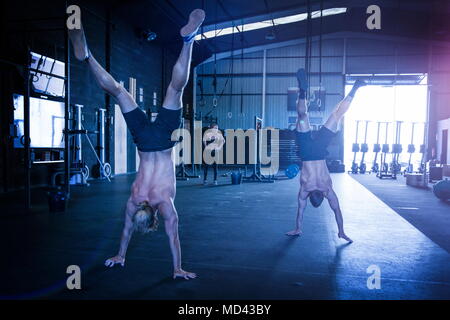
top-left (286, 190), bottom-right (308, 236)
top-left (105, 198), bottom-right (137, 267)
top-left (326, 189), bottom-right (353, 243)
top-left (159, 199), bottom-right (197, 280)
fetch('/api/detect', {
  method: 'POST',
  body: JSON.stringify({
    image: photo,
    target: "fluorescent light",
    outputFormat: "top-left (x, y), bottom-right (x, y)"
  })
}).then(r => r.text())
top-left (195, 8), bottom-right (347, 40)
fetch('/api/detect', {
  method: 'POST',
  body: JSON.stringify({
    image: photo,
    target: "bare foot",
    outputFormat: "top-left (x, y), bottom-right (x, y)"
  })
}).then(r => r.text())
top-left (180, 9), bottom-right (205, 40)
top-left (68, 24), bottom-right (90, 61)
top-left (286, 229), bottom-right (302, 236)
top-left (105, 255), bottom-right (125, 267)
top-left (338, 232), bottom-right (353, 243)
top-left (173, 269), bottom-right (197, 280)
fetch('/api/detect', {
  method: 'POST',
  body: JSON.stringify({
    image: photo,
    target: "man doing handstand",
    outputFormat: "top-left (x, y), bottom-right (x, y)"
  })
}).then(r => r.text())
top-left (286, 69), bottom-right (365, 242)
top-left (68, 9), bottom-right (205, 280)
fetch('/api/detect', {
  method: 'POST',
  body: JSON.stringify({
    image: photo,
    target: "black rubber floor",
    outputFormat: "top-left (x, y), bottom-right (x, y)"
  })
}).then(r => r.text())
top-left (1, 173), bottom-right (449, 299)
top-left (350, 173), bottom-right (450, 254)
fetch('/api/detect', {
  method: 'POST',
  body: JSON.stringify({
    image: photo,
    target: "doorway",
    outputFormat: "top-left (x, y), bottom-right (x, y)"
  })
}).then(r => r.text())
top-left (343, 74), bottom-right (428, 170)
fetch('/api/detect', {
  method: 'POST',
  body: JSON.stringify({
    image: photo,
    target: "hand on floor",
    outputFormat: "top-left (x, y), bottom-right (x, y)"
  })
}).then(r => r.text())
top-left (105, 255), bottom-right (125, 267)
top-left (338, 232), bottom-right (353, 243)
top-left (173, 269), bottom-right (197, 280)
top-left (286, 229), bottom-right (302, 236)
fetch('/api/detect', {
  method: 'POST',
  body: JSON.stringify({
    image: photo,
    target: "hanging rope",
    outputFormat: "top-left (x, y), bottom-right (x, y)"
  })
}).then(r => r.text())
top-left (214, 20), bottom-right (235, 111)
top-left (240, 20), bottom-right (244, 114)
top-left (305, 0), bottom-right (312, 101)
top-left (319, 1), bottom-right (323, 94)
top-left (318, 0), bottom-right (324, 111)
top-left (198, 0), bottom-right (206, 107)
top-left (207, 20), bottom-right (235, 118)
top-left (206, 11), bottom-right (239, 118)
top-left (229, 22), bottom-right (235, 114)
top-left (212, 0), bottom-right (218, 109)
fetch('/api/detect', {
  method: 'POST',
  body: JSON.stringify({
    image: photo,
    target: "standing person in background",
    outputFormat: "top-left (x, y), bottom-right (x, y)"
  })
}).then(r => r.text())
top-left (203, 123), bottom-right (224, 185)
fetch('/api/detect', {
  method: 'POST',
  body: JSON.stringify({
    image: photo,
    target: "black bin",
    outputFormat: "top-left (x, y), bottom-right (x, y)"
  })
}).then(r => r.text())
top-left (48, 190), bottom-right (67, 212)
top-left (429, 166), bottom-right (443, 182)
top-left (231, 172), bottom-right (242, 185)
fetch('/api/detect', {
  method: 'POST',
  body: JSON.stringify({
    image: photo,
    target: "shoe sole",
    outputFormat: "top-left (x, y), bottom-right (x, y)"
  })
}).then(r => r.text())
top-left (180, 9), bottom-right (205, 38)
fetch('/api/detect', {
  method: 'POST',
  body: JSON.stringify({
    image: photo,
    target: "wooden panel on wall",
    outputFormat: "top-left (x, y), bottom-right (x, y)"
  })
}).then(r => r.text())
top-left (114, 104), bottom-right (128, 175)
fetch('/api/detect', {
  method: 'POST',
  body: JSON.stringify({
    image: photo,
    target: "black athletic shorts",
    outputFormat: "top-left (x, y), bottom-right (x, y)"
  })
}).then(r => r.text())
top-left (296, 126), bottom-right (335, 161)
top-left (122, 106), bottom-right (182, 152)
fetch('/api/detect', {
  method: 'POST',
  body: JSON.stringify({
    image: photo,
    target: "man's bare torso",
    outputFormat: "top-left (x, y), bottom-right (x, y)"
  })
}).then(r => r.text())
top-left (300, 160), bottom-right (332, 194)
top-left (132, 149), bottom-right (176, 207)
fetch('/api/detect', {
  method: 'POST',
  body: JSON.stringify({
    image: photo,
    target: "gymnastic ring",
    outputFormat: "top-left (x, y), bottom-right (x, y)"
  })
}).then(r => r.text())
top-left (19, 135), bottom-right (31, 146)
top-left (316, 98), bottom-right (322, 108)
top-left (81, 165), bottom-right (90, 181)
top-left (101, 163), bottom-right (112, 178)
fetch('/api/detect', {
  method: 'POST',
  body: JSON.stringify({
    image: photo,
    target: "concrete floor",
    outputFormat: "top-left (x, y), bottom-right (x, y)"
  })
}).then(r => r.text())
top-left (351, 173), bottom-right (450, 254)
top-left (1, 173), bottom-right (449, 299)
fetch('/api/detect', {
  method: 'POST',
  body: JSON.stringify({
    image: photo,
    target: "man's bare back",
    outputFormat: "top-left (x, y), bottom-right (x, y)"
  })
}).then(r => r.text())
top-left (132, 150), bottom-right (176, 207)
top-left (300, 160), bottom-right (332, 194)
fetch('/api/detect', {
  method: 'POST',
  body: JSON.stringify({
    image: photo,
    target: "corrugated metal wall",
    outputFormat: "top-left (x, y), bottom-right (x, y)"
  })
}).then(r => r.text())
top-left (428, 44), bottom-right (450, 161)
top-left (195, 35), bottom-right (430, 160)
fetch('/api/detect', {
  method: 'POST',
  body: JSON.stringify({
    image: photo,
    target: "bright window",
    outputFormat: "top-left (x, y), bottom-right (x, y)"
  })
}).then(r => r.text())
top-left (195, 8), bottom-right (347, 40)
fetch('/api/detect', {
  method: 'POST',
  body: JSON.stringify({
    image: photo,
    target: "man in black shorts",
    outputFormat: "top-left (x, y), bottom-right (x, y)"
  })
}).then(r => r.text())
top-left (68, 9), bottom-right (205, 280)
top-left (286, 68), bottom-right (365, 242)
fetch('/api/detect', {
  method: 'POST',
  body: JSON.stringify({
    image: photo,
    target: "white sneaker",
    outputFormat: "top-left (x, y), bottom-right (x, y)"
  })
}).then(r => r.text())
top-left (213, 180), bottom-right (218, 186)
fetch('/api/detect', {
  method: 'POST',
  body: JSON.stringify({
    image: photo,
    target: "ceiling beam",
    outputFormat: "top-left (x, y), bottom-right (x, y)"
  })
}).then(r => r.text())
top-left (198, 31), bottom-right (450, 65)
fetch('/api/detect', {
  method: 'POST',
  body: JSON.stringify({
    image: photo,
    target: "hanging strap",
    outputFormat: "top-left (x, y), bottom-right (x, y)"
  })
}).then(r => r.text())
top-left (305, 0), bottom-right (312, 101)
top-left (319, 0), bottom-right (323, 94)
top-left (240, 20), bottom-right (244, 114)
top-left (212, 1), bottom-right (218, 106)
